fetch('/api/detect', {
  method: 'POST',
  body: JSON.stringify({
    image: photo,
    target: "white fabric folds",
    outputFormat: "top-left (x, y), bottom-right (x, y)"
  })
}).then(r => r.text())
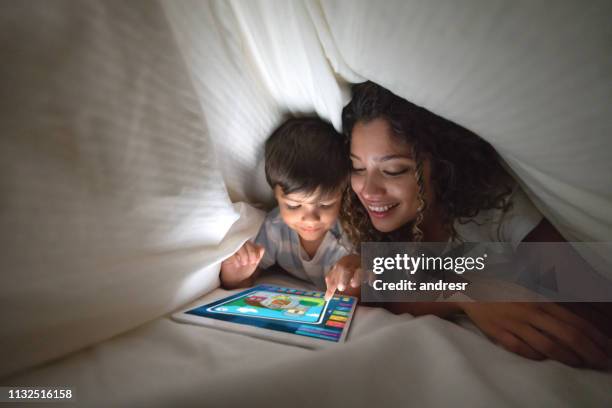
top-left (1, 0), bottom-right (611, 389)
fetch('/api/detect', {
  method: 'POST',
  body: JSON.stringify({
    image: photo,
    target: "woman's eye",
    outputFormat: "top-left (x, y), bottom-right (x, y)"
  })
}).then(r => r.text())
top-left (285, 204), bottom-right (301, 210)
top-left (351, 167), bottom-right (365, 173)
top-left (383, 168), bottom-right (411, 176)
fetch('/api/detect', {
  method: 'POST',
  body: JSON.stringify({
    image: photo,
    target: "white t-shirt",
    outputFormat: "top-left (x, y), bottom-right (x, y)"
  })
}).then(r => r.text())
top-left (254, 208), bottom-right (352, 289)
top-left (453, 186), bottom-right (543, 247)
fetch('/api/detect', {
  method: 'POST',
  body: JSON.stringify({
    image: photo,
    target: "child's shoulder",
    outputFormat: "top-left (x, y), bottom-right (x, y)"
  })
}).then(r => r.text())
top-left (255, 207), bottom-right (286, 244)
top-left (262, 206), bottom-right (283, 226)
top-left (265, 206), bottom-right (281, 219)
top-left (327, 220), bottom-right (354, 253)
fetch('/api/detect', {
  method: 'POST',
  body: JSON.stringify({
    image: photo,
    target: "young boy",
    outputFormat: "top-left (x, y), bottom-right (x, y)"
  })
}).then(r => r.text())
top-left (220, 117), bottom-right (354, 294)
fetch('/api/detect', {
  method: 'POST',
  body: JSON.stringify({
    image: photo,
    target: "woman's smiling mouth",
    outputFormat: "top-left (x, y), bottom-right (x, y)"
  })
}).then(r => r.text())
top-left (365, 202), bottom-right (400, 218)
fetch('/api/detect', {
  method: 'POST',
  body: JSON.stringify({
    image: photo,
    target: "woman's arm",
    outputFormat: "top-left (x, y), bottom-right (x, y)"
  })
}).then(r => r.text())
top-left (462, 217), bottom-right (611, 368)
top-left (383, 302), bottom-right (463, 317)
top-left (521, 217), bottom-right (612, 336)
top-left (381, 218), bottom-right (611, 368)
top-left (379, 219), bottom-right (563, 317)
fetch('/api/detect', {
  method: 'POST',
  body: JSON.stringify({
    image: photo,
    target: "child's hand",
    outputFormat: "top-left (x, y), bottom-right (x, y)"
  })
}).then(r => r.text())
top-left (220, 241), bottom-right (265, 289)
top-left (462, 302), bottom-right (612, 369)
top-left (324, 254), bottom-right (362, 301)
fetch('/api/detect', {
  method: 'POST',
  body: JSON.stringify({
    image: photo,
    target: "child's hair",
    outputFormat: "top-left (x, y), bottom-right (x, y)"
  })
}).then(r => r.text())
top-left (341, 81), bottom-right (514, 245)
top-left (265, 116), bottom-right (350, 197)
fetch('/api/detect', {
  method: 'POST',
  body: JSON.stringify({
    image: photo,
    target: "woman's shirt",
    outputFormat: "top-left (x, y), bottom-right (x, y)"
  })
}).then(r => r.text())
top-left (453, 186), bottom-right (543, 247)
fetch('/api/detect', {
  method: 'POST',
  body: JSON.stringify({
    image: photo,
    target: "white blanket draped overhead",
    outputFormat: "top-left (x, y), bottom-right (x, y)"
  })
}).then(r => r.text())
top-left (165, 0), bottom-right (612, 237)
top-left (226, 0), bottom-right (612, 240)
top-left (1, 0), bottom-right (611, 401)
top-left (163, 0), bottom-right (612, 269)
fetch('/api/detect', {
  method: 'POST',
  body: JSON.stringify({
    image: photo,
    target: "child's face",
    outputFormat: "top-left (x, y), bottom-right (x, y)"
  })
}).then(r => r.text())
top-left (274, 186), bottom-right (342, 243)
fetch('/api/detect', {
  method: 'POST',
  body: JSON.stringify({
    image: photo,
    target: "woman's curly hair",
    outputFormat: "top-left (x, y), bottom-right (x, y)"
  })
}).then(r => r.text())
top-left (340, 81), bottom-right (514, 247)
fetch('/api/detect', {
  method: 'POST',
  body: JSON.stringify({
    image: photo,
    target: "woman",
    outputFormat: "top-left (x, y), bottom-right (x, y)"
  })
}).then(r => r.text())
top-left (326, 81), bottom-right (610, 369)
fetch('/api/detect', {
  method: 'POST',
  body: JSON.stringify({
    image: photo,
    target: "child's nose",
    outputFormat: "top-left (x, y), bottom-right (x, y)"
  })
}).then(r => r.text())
top-left (301, 209), bottom-right (320, 222)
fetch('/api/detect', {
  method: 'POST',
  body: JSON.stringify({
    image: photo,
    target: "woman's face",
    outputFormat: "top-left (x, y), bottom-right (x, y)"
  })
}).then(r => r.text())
top-left (350, 118), bottom-right (432, 233)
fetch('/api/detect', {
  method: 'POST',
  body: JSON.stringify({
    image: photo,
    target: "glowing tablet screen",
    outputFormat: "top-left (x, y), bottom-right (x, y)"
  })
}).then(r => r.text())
top-left (184, 285), bottom-right (356, 343)
top-left (209, 290), bottom-right (328, 324)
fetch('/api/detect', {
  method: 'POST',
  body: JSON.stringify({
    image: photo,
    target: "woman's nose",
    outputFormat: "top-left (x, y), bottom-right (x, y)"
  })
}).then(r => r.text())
top-left (360, 173), bottom-right (386, 199)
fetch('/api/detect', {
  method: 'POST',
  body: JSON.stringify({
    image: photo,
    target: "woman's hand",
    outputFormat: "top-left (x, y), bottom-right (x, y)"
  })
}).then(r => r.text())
top-left (325, 254), bottom-right (362, 301)
top-left (461, 302), bottom-right (611, 369)
top-left (220, 241), bottom-right (265, 289)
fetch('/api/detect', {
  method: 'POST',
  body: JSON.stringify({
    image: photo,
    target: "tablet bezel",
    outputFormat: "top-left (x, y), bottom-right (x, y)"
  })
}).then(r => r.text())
top-left (171, 285), bottom-right (357, 349)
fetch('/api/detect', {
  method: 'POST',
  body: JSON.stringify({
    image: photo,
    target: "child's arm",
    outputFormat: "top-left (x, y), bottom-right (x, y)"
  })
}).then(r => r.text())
top-left (220, 241), bottom-right (265, 290)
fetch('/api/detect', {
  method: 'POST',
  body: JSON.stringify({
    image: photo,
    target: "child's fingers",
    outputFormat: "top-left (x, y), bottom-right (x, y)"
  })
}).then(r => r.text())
top-left (232, 253), bottom-right (243, 267)
top-left (253, 244), bottom-right (266, 262)
top-left (242, 242), bottom-right (264, 265)
top-left (229, 254), bottom-right (240, 268)
top-left (243, 242), bottom-right (259, 265)
top-left (236, 246), bottom-right (250, 266)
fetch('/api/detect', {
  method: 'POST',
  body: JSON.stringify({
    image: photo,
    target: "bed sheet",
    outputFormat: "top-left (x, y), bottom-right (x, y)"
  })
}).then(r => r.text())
top-left (4, 272), bottom-right (611, 408)
top-left (2, 0), bottom-right (611, 385)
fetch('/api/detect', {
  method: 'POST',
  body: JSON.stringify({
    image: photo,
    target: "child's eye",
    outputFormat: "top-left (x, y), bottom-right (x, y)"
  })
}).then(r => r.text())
top-left (285, 204), bottom-right (301, 210)
top-left (319, 203), bottom-right (334, 209)
top-left (383, 168), bottom-right (411, 176)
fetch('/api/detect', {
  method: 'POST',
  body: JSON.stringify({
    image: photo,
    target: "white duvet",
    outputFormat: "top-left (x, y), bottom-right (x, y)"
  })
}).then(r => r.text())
top-left (1, 0), bottom-right (611, 405)
top-left (6, 273), bottom-right (612, 407)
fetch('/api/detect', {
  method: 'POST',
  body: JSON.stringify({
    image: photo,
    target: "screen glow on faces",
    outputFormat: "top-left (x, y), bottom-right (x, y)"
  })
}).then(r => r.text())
top-left (350, 118), bottom-right (430, 233)
top-left (274, 186), bottom-right (342, 242)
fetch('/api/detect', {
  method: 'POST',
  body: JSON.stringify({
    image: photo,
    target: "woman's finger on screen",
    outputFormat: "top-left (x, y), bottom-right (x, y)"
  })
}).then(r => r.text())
top-left (324, 267), bottom-right (338, 301)
top-left (350, 268), bottom-right (362, 288)
top-left (337, 266), bottom-right (352, 292)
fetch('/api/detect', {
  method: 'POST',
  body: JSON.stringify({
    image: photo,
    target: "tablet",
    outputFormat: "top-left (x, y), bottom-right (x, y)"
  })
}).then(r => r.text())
top-left (172, 284), bottom-right (357, 348)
